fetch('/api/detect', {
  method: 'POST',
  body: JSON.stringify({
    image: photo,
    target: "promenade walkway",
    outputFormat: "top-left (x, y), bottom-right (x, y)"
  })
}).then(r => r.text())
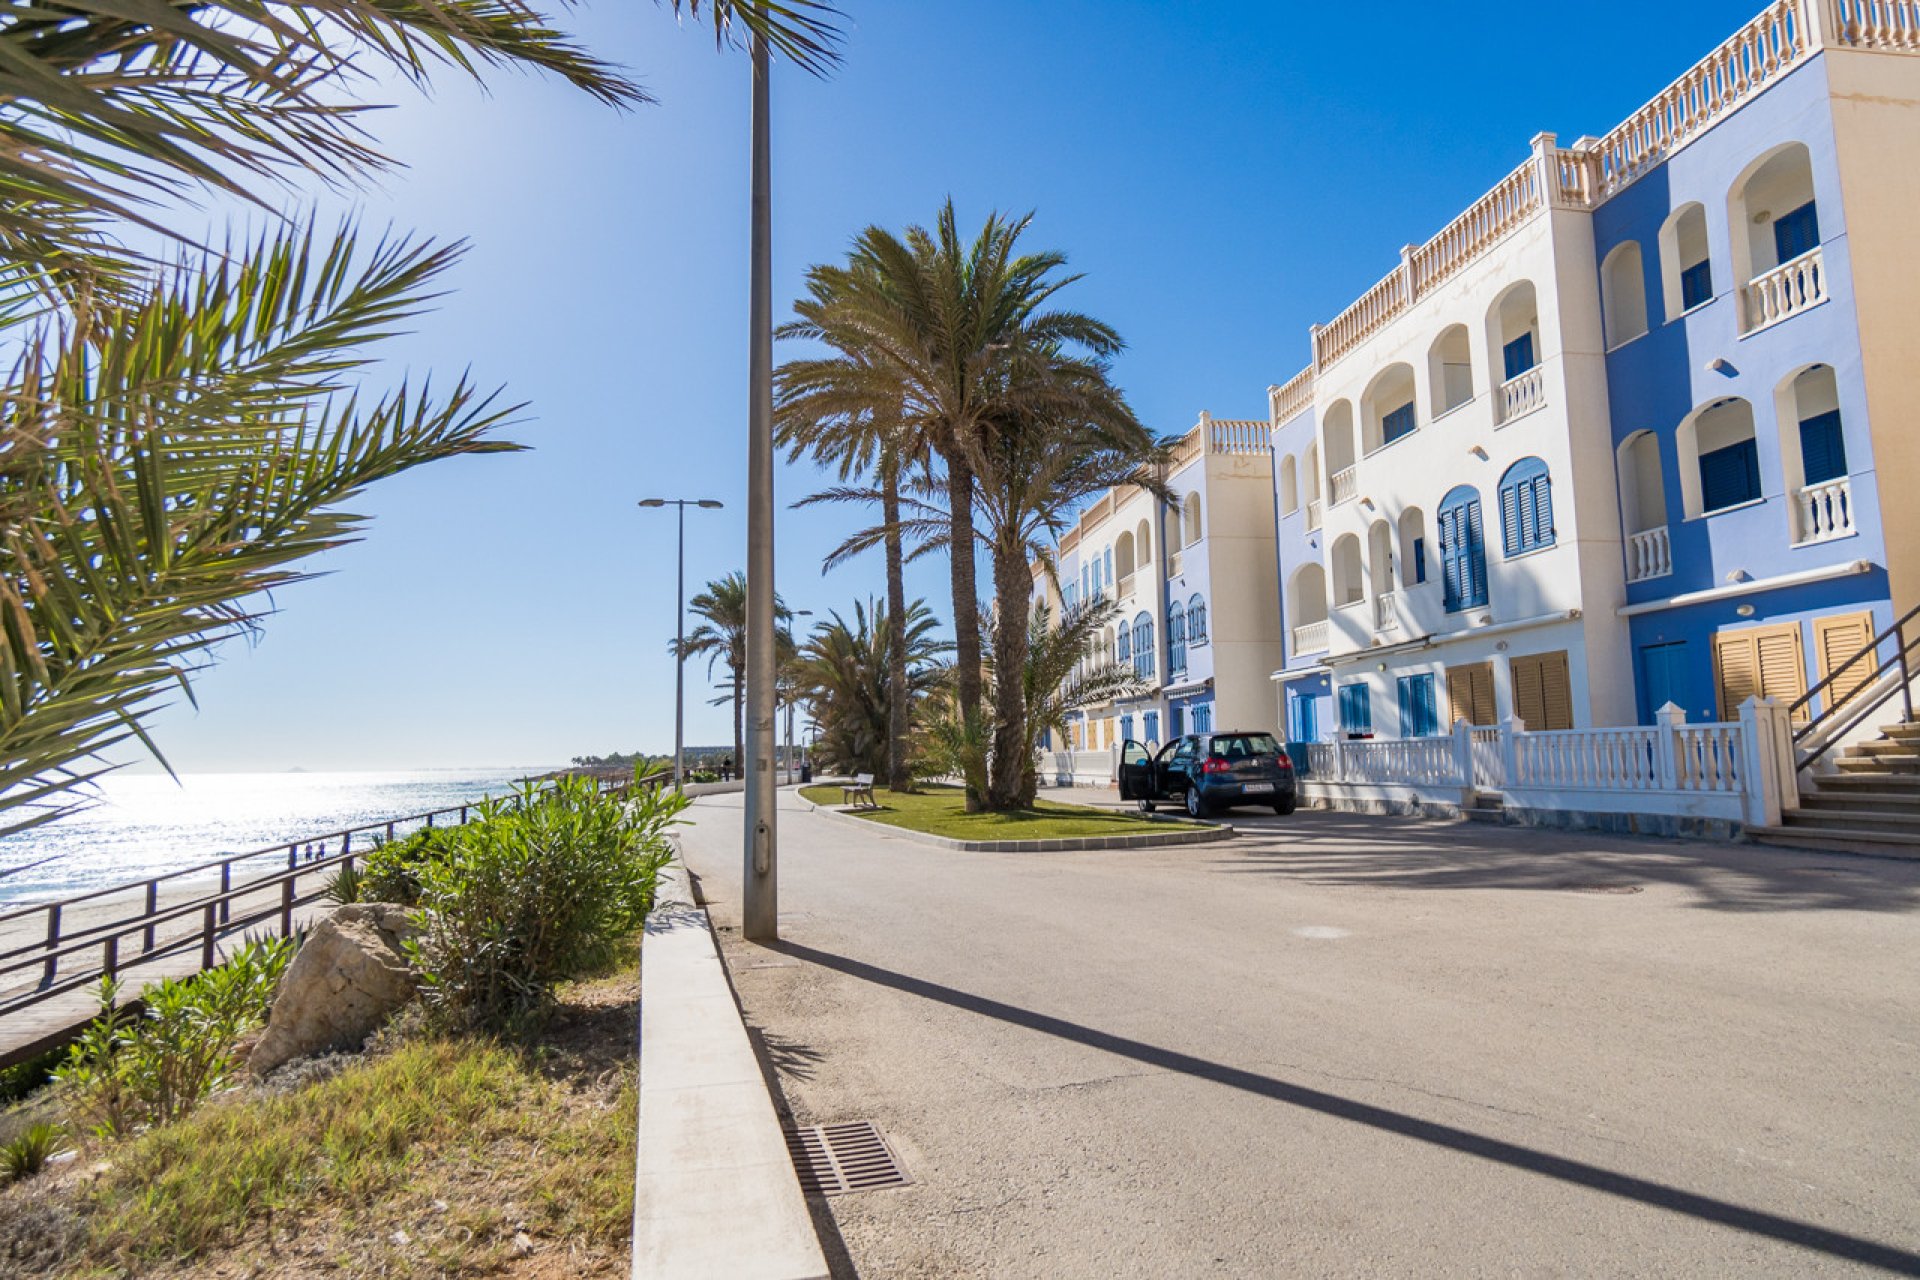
top-left (678, 790), bottom-right (1920, 1278)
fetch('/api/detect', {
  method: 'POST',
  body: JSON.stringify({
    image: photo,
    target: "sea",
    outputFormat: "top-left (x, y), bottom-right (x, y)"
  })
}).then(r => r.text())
top-left (0, 768), bottom-right (551, 906)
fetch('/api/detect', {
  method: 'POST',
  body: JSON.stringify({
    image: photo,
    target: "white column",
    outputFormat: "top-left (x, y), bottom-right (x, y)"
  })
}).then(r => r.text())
top-left (1452, 718), bottom-right (1476, 792)
top-left (1738, 696), bottom-right (1784, 829)
top-left (1491, 652), bottom-right (1516, 724)
top-left (1654, 701), bottom-right (1684, 790)
top-left (1498, 717), bottom-right (1524, 790)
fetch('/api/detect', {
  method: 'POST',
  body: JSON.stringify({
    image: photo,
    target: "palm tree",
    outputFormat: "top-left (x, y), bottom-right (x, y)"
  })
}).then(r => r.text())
top-left (782, 201), bottom-right (1126, 810)
top-left (679, 573), bottom-right (790, 776)
top-left (794, 599), bottom-right (948, 777)
top-left (0, 1), bottom-right (845, 834)
top-left (776, 267), bottom-right (922, 792)
top-left (1013, 598), bottom-right (1149, 806)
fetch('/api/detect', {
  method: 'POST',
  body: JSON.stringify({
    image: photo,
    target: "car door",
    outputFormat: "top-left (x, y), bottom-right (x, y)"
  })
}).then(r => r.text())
top-left (1158, 737), bottom-right (1195, 798)
top-left (1118, 739), bottom-right (1152, 800)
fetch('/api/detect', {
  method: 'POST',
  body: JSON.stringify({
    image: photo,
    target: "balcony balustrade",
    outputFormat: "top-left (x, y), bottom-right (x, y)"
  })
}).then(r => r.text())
top-left (1117, 572), bottom-right (1136, 601)
top-left (1330, 467), bottom-right (1358, 506)
top-left (1374, 592), bottom-right (1399, 631)
top-left (1498, 366), bottom-right (1546, 423)
top-left (1305, 499), bottom-right (1324, 532)
top-left (1793, 476), bottom-right (1854, 544)
top-left (1626, 526), bottom-right (1673, 582)
top-left (1292, 619), bottom-right (1330, 654)
top-left (1742, 246), bottom-right (1826, 334)
top-left (1168, 550), bottom-right (1183, 578)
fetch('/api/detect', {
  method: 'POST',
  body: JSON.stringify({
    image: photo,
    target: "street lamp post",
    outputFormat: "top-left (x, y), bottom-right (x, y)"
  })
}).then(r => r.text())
top-left (638, 497), bottom-right (724, 791)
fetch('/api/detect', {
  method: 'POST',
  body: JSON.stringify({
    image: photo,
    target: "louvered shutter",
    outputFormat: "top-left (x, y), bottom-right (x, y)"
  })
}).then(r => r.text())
top-left (1798, 411), bottom-right (1847, 485)
top-left (1512, 652), bottom-right (1574, 730)
top-left (1533, 475), bottom-right (1554, 545)
top-left (1755, 626), bottom-right (1807, 720)
top-left (1714, 631), bottom-right (1760, 720)
top-left (1814, 612), bottom-right (1874, 714)
top-left (1464, 498), bottom-right (1487, 606)
top-left (1448, 663), bottom-right (1497, 727)
top-left (1501, 482), bottom-right (1522, 557)
top-left (1513, 657), bottom-right (1545, 730)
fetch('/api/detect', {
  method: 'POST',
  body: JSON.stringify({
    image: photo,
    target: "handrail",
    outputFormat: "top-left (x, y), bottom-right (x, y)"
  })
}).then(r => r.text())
top-left (1787, 602), bottom-right (1920, 768)
top-left (0, 770), bottom-right (667, 1018)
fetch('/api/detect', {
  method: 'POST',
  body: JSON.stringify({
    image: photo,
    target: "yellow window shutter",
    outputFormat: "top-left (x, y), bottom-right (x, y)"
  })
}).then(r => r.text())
top-left (1448, 663), bottom-right (1497, 726)
top-left (1541, 651), bottom-right (1574, 731)
top-left (1756, 626), bottom-right (1807, 718)
top-left (1814, 612), bottom-right (1875, 713)
top-left (1512, 657), bottom-right (1545, 731)
top-left (1714, 631), bottom-right (1759, 721)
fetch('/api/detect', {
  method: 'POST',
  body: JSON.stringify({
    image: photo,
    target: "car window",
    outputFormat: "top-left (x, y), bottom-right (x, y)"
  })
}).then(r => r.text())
top-left (1121, 741), bottom-right (1149, 767)
top-left (1213, 734), bottom-right (1281, 758)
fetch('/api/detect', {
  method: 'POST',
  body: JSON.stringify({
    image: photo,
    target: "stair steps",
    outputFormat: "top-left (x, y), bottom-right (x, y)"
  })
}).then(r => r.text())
top-left (1751, 717), bottom-right (1920, 858)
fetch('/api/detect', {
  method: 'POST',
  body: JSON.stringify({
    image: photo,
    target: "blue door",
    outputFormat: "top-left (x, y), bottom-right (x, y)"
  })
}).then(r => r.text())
top-left (1288, 689), bottom-right (1319, 743)
top-left (1639, 641), bottom-right (1689, 724)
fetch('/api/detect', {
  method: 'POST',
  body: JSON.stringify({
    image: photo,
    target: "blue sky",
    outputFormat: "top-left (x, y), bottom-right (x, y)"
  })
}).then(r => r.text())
top-left (140, 0), bottom-right (1768, 772)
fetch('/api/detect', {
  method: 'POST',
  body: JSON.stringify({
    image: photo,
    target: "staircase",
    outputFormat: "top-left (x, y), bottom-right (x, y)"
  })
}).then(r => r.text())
top-left (1752, 720), bottom-right (1920, 857)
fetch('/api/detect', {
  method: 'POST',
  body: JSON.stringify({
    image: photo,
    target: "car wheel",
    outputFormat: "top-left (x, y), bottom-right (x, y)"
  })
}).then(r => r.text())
top-left (1272, 798), bottom-right (1297, 816)
top-left (1137, 798), bottom-right (1156, 814)
top-left (1184, 787), bottom-right (1209, 819)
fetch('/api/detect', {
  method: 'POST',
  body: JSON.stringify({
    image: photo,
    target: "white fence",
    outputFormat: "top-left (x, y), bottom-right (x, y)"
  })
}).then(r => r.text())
top-left (1298, 700), bottom-right (1796, 829)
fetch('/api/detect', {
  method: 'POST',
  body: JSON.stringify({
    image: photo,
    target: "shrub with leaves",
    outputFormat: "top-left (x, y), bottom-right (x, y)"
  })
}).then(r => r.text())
top-left (357, 827), bottom-right (461, 908)
top-left (1, 1122), bottom-right (67, 1183)
top-left (408, 779), bottom-right (684, 1029)
top-left (56, 937), bottom-right (295, 1137)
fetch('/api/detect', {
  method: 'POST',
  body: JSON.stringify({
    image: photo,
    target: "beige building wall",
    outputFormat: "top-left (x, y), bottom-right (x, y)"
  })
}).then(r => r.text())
top-left (1204, 450), bottom-right (1285, 734)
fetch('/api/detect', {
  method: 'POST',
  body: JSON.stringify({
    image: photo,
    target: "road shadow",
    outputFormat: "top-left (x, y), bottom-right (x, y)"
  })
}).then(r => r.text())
top-left (769, 939), bottom-right (1920, 1277)
top-left (1210, 811), bottom-right (1920, 914)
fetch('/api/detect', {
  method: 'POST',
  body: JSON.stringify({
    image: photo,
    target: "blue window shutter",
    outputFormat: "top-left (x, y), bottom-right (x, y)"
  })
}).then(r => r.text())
top-left (1498, 457), bottom-right (1552, 556)
top-left (1439, 508), bottom-right (1463, 610)
top-left (1382, 402), bottom-right (1416, 444)
top-left (1121, 715), bottom-right (1134, 742)
top-left (1144, 711), bottom-right (1159, 742)
top-left (1700, 439), bottom-right (1761, 511)
top-left (1681, 259), bottom-right (1713, 310)
top-left (1501, 482), bottom-right (1522, 556)
top-left (1502, 332), bottom-right (1536, 381)
top-left (1397, 677), bottom-right (1414, 736)
top-left (1773, 200), bottom-right (1820, 263)
top-left (1419, 675), bottom-right (1438, 736)
top-left (1116, 627), bottom-right (1130, 661)
top-left (1412, 537), bottom-right (1427, 584)
top-left (1799, 410), bottom-right (1846, 484)
top-left (1461, 495), bottom-right (1487, 606)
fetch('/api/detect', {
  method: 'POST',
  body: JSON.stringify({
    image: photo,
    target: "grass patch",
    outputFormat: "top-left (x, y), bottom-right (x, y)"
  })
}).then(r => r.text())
top-left (799, 782), bottom-right (1188, 840)
top-left (0, 942), bottom-right (644, 1278)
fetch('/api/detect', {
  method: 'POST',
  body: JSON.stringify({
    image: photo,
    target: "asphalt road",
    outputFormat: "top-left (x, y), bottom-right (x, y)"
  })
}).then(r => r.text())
top-left (676, 789), bottom-right (1920, 1279)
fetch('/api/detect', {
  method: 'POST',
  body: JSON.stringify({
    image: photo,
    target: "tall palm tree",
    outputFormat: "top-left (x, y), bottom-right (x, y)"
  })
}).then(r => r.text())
top-left (0, 0), bottom-right (845, 834)
top-left (1011, 597), bottom-right (1148, 806)
top-left (679, 572), bottom-right (790, 776)
top-left (782, 201), bottom-right (1125, 809)
top-left (776, 267), bottom-right (921, 792)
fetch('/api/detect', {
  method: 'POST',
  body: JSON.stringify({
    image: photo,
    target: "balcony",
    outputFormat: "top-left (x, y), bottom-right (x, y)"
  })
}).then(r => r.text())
top-left (1742, 247), bottom-right (1825, 335)
top-left (1374, 592), bottom-right (1399, 632)
top-left (1117, 572), bottom-right (1136, 601)
top-left (1293, 619), bottom-right (1330, 654)
top-left (1305, 499), bottom-right (1324, 532)
top-left (1626, 526), bottom-right (1672, 583)
top-left (1498, 366), bottom-right (1545, 424)
top-left (1793, 477), bottom-right (1854, 545)
top-left (1330, 467), bottom-right (1358, 506)
top-left (1168, 550), bottom-right (1183, 578)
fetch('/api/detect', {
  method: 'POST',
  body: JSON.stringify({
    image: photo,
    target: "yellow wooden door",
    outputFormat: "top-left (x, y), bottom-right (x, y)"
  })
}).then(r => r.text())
top-left (1813, 611), bottom-right (1875, 715)
top-left (1714, 623), bottom-right (1807, 721)
top-left (1511, 650), bottom-right (1574, 730)
top-left (1447, 662), bottom-right (1497, 726)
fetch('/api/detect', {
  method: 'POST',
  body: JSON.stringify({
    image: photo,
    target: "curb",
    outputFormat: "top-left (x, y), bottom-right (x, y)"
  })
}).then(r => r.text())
top-left (631, 857), bottom-right (828, 1280)
top-left (794, 789), bottom-right (1235, 852)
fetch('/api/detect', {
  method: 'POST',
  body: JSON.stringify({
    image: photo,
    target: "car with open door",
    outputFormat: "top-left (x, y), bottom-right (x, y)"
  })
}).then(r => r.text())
top-left (1118, 731), bottom-right (1297, 818)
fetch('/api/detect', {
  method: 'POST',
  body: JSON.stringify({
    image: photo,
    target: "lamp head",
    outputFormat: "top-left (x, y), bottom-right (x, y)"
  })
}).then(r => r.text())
top-left (637, 498), bottom-right (665, 508)
top-left (698, 499), bottom-right (725, 509)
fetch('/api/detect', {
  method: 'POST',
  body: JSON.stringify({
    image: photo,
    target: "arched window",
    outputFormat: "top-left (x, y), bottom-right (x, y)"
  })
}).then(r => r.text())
top-left (1368, 518), bottom-right (1395, 595)
top-left (1498, 457), bottom-right (1555, 556)
top-left (1438, 484), bottom-right (1488, 612)
top-left (1331, 533), bottom-right (1365, 607)
top-left (1115, 622), bottom-right (1131, 664)
top-left (1279, 455), bottom-right (1299, 514)
top-left (1659, 203), bottom-right (1712, 318)
top-left (1361, 363), bottom-right (1419, 453)
top-left (1132, 613), bottom-right (1154, 679)
top-left (1487, 282), bottom-right (1541, 423)
top-left (1183, 492), bottom-right (1203, 546)
top-left (1115, 530), bottom-right (1136, 583)
top-left (1399, 508), bottom-right (1428, 585)
top-left (1168, 602), bottom-right (1188, 675)
top-left (1136, 518), bottom-right (1152, 565)
top-left (1103, 547), bottom-right (1114, 593)
top-left (1187, 593), bottom-right (1208, 644)
top-left (1324, 401), bottom-right (1356, 499)
top-left (1428, 325), bottom-right (1473, 417)
top-left (1602, 242), bottom-right (1648, 347)
top-left (1776, 365), bottom-right (1850, 543)
top-left (1678, 397), bottom-right (1761, 517)
top-left (1729, 142), bottom-right (1819, 332)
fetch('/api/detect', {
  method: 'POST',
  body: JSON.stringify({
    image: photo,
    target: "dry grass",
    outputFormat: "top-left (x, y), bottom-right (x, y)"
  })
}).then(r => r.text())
top-left (0, 944), bottom-right (643, 1279)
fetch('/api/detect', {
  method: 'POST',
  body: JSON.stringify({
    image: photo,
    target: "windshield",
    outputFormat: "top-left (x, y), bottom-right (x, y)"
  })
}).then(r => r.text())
top-left (1212, 734), bottom-right (1281, 760)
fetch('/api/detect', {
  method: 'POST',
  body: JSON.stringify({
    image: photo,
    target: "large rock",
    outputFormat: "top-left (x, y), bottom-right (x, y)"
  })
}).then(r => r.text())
top-left (249, 903), bottom-right (419, 1075)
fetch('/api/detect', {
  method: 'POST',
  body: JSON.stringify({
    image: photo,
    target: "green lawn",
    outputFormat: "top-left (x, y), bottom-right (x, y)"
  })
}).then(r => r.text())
top-left (799, 782), bottom-right (1189, 840)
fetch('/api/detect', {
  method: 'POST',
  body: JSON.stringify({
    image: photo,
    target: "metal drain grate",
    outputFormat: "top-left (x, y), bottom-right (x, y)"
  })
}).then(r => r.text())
top-left (784, 1122), bottom-right (911, 1196)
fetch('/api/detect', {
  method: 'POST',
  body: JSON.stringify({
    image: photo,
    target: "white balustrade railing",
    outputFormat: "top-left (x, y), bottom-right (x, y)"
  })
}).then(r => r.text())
top-left (1342, 737), bottom-right (1463, 786)
top-left (1674, 723), bottom-right (1743, 792)
top-left (1330, 466), bottom-right (1358, 506)
top-left (1269, 367), bottom-right (1315, 425)
top-left (1470, 728), bottom-right (1505, 789)
top-left (1512, 726), bottom-right (1661, 790)
top-left (1409, 156), bottom-right (1545, 295)
top-left (1303, 742), bottom-right (1338, 777)
top-left (1627, 526), bottom-right (1673, 582)
top-left (1208, 418), bottom-right (1270, 456)
top-left (1832, 0), bottom-right (1920, 50)
top-left (1304, 499), bottom-right (1324, 531)
top-left (1168, 550), bottom-right (1184, 578)
top-left (1794, 476), bottom-right (1853, 544)
top-left (1374, 592), bottom-right (1398, 631)
top-left (1117, 572), bottom-right (1136, 601)
top-left (1292, 619), bottom-right (1330, 654)
top-left (1499, 366), bottom-right (1546, 423)
top-left (1588, 1), bottom-right (1813, 198)
top-left (1742, 246), bottom-right (1825, 333)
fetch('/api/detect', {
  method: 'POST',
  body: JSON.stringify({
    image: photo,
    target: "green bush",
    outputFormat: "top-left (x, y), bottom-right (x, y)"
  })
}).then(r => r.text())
top-left (1, 1122), bottom-right (67, 1182)
top-left (357, 826), bottom-right (459, 907)
top-left (407, 778), bottom-right (684, 1030)
top-left (56, 937), bottom-right (295, 1137)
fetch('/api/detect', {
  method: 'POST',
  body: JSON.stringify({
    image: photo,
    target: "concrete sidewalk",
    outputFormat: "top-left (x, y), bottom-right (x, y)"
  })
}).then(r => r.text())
top-left (680, 790), bottom-right (1920, 1278)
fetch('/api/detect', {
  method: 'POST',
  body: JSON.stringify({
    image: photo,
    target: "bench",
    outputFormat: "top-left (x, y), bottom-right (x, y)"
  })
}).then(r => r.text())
top-left (843, 773), bottom-right (876, 809)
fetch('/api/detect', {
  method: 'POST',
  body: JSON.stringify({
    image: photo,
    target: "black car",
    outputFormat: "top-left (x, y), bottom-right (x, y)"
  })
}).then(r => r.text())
top-left (1118, 731), bottom-right (1297, 818)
